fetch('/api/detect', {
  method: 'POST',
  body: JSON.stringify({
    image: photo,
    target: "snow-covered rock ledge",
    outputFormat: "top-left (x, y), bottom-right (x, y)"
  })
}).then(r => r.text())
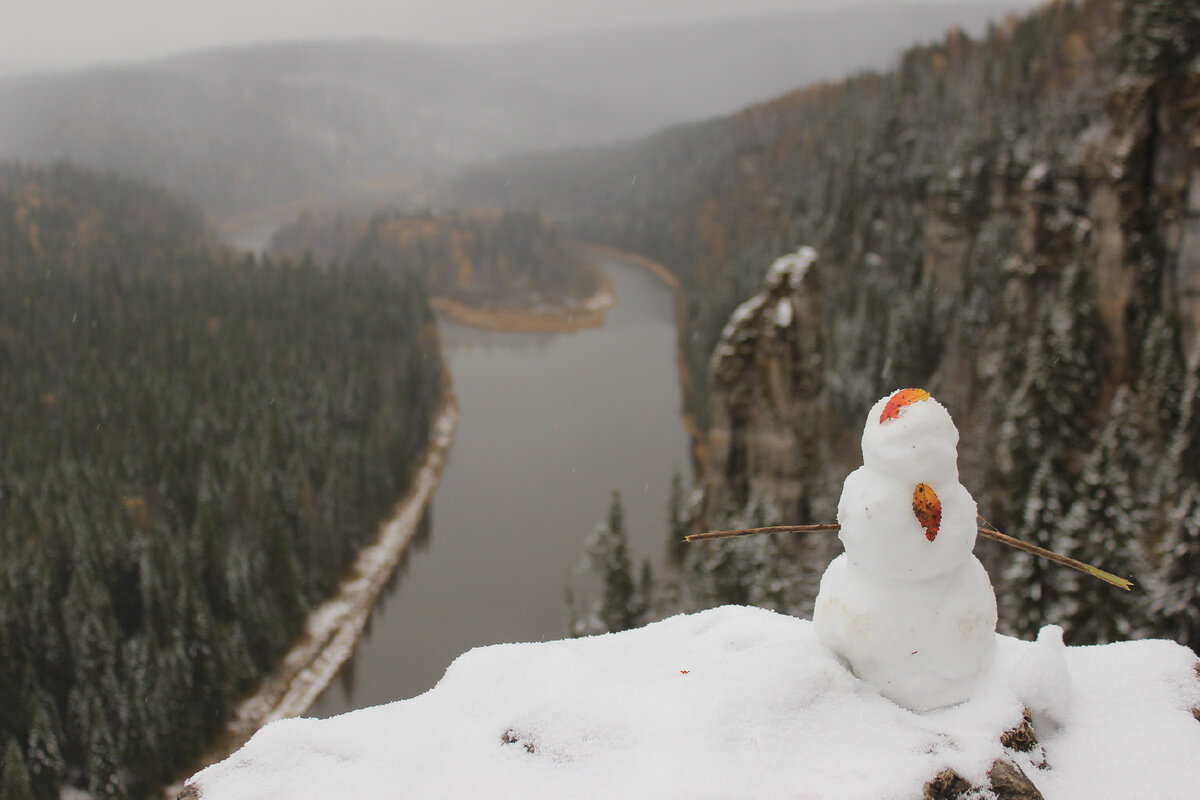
top-left (181, 605), bottom-right (1200, 800)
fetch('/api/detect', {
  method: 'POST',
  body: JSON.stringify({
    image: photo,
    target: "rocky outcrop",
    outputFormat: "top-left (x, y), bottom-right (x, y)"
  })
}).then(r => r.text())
top-left (701, 247), bottom-right (835, 525)
top-left (924, 710), bottom-right (1046, 799)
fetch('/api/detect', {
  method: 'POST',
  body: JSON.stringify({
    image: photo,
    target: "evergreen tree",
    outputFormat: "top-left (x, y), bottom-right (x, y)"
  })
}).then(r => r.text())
top-left (1154, 486), bottom-right (1200, 651)
top-left (1000, 456), bottom-right (1076, 638)
top-left (631, 560), bottom-right (655, 625)
top-left (25, 703), bottom-right (64, 800)
top-left (667, 470), bottom-right (688, 563)
top-left (997, 264), bottom-right (1104, 636)
top-left (1, 737), bottom-right (35, 800)
top-left (1150, 339), bottom-right (1200, 651)
top-left (597, 491), bottom-right (637, 633)
top-left (996, 263), bottom-right (1103, 513)
top-left (1053, 387), bottom-right (1148, 644)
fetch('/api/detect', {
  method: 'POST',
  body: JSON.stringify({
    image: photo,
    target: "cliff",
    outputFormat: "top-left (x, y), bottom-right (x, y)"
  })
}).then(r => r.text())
top-left (452, 0), bottom-right (1200, 644)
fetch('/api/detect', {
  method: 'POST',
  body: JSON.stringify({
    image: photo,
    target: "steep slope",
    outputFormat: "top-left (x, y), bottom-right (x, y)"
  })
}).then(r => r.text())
top-left (0, 162), bottom-right (446, 799)
top-left (453, 0), bottom-right (1200, 642)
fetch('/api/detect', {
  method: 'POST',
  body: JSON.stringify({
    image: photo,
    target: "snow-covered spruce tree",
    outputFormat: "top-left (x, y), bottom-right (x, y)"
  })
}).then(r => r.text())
top-left (570, 491), bottom-right (648, 636)
top-left (1, 736), bottom-right (36, 800)
top-left (1053, 386), bottom-right (1149, 644)
top-left (25, 702), bottom-right (65, 800)
top-left (996, 263), bottom-right (1104, 636)
top-left (674, 489), bottom-right (825, 617)
top-left (666, 469), bottom-right (688, 563)
top-left (1150, 339), bottom-right (1200, 651)
top-left (599, 491), bottom-right (637, 633)
top-left (1000, 456), bottom-right (1077, 638)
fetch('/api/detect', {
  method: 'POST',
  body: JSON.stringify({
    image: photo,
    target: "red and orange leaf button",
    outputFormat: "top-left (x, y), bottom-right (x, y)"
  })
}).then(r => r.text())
top-left (912, 483), bottom-right (941, 542)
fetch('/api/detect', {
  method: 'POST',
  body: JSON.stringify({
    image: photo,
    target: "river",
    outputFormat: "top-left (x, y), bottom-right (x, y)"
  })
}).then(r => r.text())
top-left (305, 252), bottom-right (692, 714)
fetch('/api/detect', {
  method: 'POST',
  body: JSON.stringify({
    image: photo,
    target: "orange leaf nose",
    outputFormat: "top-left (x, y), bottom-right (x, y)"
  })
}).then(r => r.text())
top-left (880, 388), bottom-right (931, 423)
top-left (912, 483), bottom-right (941, 542)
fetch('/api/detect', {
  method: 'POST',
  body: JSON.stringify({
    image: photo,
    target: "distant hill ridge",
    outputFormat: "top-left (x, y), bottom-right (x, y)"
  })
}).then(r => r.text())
top-left (0, 3), bottom-right (1030, 219)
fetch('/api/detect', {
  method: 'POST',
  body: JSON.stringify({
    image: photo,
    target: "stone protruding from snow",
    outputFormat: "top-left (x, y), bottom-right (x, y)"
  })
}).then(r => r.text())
top-left (814, 389), bottom-right (998, 711)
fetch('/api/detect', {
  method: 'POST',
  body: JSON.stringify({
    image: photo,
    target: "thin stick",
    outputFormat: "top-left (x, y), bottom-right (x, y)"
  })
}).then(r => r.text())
top-left (685, 520), bottom-right (1134, 591)
top-left (684, 523), bottom-right (842, 542)
top-left (975, 514), bottom-right (1134, 591)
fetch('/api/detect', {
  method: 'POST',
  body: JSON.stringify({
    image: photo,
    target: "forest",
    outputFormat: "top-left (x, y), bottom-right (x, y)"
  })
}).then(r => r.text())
top-left (459, 0), bottom-right (1200, 652)
top-left (270, 209), bottom-right (598, 312)
top-left (0, 162), bottom-right (445, 799)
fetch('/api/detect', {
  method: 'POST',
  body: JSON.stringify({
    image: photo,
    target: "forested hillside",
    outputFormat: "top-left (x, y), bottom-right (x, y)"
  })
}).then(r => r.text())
top-left (454, 0), bottom-right (1200, 647)
top-left (0, 162), bottom-right (444, 799)
top-left (271, 209), bottom-right (597, 311)
top-left (0, 4), bottom-right (1027, 219)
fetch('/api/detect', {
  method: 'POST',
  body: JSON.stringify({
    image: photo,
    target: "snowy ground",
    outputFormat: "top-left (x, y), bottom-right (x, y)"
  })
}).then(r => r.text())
top-left (185, 605), bottom-right (1200, 800)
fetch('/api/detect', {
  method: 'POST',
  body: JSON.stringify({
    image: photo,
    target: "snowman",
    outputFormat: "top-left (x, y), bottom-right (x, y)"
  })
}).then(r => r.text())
top-left (813, 388), bottom-right (997, 711)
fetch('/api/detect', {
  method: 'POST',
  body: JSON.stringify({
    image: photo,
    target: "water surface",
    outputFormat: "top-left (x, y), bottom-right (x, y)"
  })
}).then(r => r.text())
top-left (309, 253), bottom-right (691, 713)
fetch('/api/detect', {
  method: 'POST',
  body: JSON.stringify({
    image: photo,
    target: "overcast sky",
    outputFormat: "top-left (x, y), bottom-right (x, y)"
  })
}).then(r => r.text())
top-left (2, 0), bottom-right (1037, 75)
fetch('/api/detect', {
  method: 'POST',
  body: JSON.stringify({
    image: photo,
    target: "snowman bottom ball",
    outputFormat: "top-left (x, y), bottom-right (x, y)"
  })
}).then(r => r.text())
top-left (813, 553), bottom-right (998, 711)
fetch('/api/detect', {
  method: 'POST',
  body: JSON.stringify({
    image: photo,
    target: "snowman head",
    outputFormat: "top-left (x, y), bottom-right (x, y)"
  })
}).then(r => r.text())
top-left (861, 389), bottom-right (960, 486)
top-left (837, 389), bottom-right (977, 580)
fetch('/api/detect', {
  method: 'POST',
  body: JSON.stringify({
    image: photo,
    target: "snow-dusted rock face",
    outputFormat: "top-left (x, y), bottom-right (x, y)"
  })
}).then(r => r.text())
top-left (700, 246), bottom-right (833, 527)
top-left (181, 606), bottom-right (1200, 800)
top-left (814, 389), bottom-right (998, 710)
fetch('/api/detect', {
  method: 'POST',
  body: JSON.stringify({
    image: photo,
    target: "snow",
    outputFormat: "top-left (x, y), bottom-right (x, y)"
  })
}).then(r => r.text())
top-left (185, 605), bottom-right (1200, 800)
top-left (184, 387), bottom-right (1200, 798)
top-left (763, 245), bottom-right (816, 291)
top-left (815, 553), bottom-right (997, 711)
top-left (815, 390), bottom-right (997, 710)
top-left (709, 246), bottom-right (813, 368)
top-left (773, 296), bottom-right (793, 327)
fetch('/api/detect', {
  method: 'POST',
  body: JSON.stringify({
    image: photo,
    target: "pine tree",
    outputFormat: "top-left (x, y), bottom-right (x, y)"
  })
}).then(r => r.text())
top-left (631, 560), bottom-right (654, 625)
top-left (1053, 387), bottom-right (1148, 644)
top-left (996, 263), bottom-right (1103, 515)
top-left (667, 470), bottom-right (688, 563)
top-left (597, 491), bottom-right (637, 633)
top-left (1150, 339), bottom-right (1200, 650)
top-left (1, 736), bottom-right (35, 800)
top-left (1154, 486), bottom-right (1200, 651)
top-left (25, 702), bottom-right (64, 800)
top-left (1000, 456), bottom-right (1076, 638)
top-left (997, 264), bottom-right (1104, 636)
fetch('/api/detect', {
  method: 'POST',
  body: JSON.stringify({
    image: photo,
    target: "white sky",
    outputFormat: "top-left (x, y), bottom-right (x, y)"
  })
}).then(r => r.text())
top-left (1, 0), bottom-right (1032, 74)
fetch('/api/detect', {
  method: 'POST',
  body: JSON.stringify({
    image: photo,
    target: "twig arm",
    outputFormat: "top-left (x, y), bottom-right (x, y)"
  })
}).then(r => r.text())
top-left (684, 524), bottom-right (841, 542)
top-left (975, 520), bottom-right (1133, 591)
top-left (685, 520), bottom-right (1134, 591)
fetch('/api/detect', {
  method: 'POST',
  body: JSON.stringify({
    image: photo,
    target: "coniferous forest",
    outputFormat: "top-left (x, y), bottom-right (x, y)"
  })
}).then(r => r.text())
top-left (270, 209), bottom-right (599, 312)
top-left (0, 162), bottom-right (445, 798)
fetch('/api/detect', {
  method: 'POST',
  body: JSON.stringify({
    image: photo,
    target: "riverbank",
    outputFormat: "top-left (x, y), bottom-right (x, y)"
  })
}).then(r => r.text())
top-left (429, 269), bottom-right (616, 334)
top-left (169, 390), bottom-right (460, 797)
top-left (429, 242), bottom-right (682, 335)
top-left (574, 241), bottom-right (679, 291)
